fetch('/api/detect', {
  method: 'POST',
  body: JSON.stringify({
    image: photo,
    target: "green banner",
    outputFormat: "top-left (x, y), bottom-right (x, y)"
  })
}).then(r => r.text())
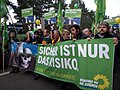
top-left (22, 7), bottom-right (33, 17)
top-left (65, 9), bottom-right (82, 18)
top-left (43, 11), bottom-right (56, 20)
top-left (104, 19), bottom-right (116, 25)
top-left (35, 38), bottom-right (114, 90)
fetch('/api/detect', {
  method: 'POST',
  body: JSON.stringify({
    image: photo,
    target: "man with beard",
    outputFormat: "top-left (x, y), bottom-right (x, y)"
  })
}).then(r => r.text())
top-left (95, 21), bottom-right (120, 90)
top-left (70, 25), bottom-right (86, 40)
top-left (95, 21), bottom-right (120, 73)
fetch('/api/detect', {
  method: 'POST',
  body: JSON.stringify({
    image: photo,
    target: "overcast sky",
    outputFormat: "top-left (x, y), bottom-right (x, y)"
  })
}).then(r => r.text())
top-left (8, 0), bottom-right (120, 22)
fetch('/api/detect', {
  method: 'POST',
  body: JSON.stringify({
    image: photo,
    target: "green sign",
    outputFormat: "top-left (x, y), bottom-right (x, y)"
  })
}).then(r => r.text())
top-left (35, 38), bottom-right (114, 90)
top-left (22, 7), bottom-right (33, 17)
top-left (43, 11), bottom-right (56, 20)
top-left (65, 9), bottom-right (82, 18)
top-left (104, 19), bottom-right (115, 25)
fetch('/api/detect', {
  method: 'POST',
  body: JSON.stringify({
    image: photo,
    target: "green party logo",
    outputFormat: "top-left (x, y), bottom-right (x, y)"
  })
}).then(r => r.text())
top-left (94, 74), bottom-right (110, 90)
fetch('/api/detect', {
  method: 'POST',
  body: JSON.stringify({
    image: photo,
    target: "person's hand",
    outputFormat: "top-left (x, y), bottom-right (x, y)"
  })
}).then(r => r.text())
top-left (113, 37), bottom-right (118, 45)
top-left (73, 38), bottom-right (76, 41)
top-left (26, 32), bottom-right (30, 37)
top-left (87, 37), bottom-right (91, 41)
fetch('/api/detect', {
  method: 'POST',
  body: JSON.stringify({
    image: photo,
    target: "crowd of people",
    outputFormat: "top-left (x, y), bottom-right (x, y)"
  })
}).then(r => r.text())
top-left (1, 21), bottom-right (120, 90)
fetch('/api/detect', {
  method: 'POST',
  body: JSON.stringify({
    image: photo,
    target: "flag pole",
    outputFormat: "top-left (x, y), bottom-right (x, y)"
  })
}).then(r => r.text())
top-left (0, 0), bottom-right (20, 75)
top-left (2, 18), bottom-right (5, 73)
top-left (0, 18), bottom-right (10, 76)
top-left (0, 4), bottom-right (4, 74)
top-left (57, 0), bottom-right (63, 33)
top-left (0, 0), bottom-right (10, 76)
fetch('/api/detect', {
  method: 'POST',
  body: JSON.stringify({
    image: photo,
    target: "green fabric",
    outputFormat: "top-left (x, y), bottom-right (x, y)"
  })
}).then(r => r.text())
top-left (0, 0), bottom-right (8, 33)
top-left (65, 9), bottom-right (82, 18)
top-left (94, 0), bottom-right (106, 24)
top-left (0, 0), bottom-right (8, 16)
top-left (35, 38), bottom-right (114, 90)
top-left (3, 18), bottom-right (8, 45)
top-left (43, 11), bottom-right (56, 20)
top-left (57, 0), bottom-right (63, 33)
top-left (21, 7), bottom-right (33, 17)
top-left (92, 0), bottom-right (106, 35)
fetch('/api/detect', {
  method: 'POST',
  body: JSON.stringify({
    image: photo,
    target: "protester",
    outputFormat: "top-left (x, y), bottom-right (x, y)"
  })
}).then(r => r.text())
top-left (23, 31), bottom-right (33, 43)
top-left (52, 30), bottom-right (62, 44)
top-left (70, 25), bottom-right (86, 40)
top-left (37, 27), bottom-right (43, 37)
top-left (95, 21), bottom-right (120, 73)
top-left (82, 28), bottom-right (93, 38)
top-left (33, 31), bottom-right (43, 80)
top-left (42, 29), bottom-right (52, 44)
top-left (61, 29), bottom-right (70, 41)
top-left (32, 31), bottom-right (43, 44)
top-left (8, 31), bottom-right (19, 73)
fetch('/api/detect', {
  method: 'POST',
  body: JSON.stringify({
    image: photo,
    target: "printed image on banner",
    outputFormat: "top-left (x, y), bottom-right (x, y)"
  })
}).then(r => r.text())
top-left (64, 18), bottom-right (80, 25)
top-left (44, 17), bottom-right (56, 25)
top-left (34, 38), bottom-right (114, 90)
top-left (26, 16), bottom-right (34, 23)
top-left (43, 11), bottom-right (57, 25)
top-left (18, 42), bottom-right (38, 71)
top-left (64, 9), bottom-right (82, 25)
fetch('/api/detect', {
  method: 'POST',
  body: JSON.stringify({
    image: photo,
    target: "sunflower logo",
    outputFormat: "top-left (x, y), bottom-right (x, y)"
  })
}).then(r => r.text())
top-left (94, 74), bottom-right (109, 90)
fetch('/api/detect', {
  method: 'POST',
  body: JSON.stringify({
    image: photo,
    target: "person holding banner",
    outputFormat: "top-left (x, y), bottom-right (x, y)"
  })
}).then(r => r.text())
top-left (42, 29), bottom-right (52, 44)
top-left (95, 21), bottom-right (120, 73)
top-left (82, 28), bottom-right (94, 39)
top-left (61, 29), bottom-right (70, 41)
top-left (32, 31), bottom-right (43, 44)
top-left (70, 25), bottom-right (86, 40)
top-left (52, 30), bottom-right (63, 44)
top-left (32, 30), bottom-right (43, 80)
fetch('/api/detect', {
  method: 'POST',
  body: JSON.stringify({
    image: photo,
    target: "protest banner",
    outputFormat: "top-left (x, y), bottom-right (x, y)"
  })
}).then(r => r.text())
top-left (64, 9), bottom-right (82, 25)
top-left (22, 7), bottom-right (33, 17)
top-left (35, 38), bottom-right (114, 90)
top-left (43, 11), bottom-right (56, 24)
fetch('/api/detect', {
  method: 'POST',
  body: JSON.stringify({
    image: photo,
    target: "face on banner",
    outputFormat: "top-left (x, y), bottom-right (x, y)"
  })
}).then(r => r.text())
top-left (20, 48), bottom-right (32, 68)
top-left (64, 18), bottom-right (80, 25)
top-left (18, 43), bottom-right (37, 70)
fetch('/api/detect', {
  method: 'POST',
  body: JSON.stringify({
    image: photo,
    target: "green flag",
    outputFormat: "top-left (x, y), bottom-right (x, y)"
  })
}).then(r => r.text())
top-left (57, 0), bottom-right (63, 33)
top-left (0, 0), bottom-right (8, 16)
top-left (0, 0), bottom-right (8, 33)
top-left (3, 18), bottom-right (8, 46)
top-left (94, 0), bottom-right (106, 24)
top-left (92, 0), bottom-right (106, 35)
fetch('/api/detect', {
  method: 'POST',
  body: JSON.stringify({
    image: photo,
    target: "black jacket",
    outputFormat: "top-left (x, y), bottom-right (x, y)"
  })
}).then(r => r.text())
top-left (95, 31), bottom-right (115, 38)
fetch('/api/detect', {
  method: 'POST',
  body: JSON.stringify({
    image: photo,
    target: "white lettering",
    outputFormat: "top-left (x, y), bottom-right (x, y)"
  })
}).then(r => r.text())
top-left (88, 44), bottom-right (98, 58)
top-left (78, 44), bottom-right (87, 57)
top-left (64, 45), bottom-right (70, 56)
top-left (99, 44), bottom-right (110, 59)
